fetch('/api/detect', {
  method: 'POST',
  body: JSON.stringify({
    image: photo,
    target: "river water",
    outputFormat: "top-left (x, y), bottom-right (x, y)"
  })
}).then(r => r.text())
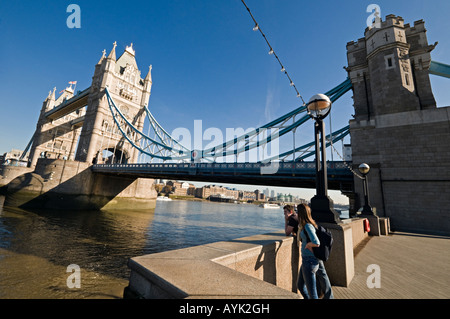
top-left (0, 196), bottom-right (287, 299)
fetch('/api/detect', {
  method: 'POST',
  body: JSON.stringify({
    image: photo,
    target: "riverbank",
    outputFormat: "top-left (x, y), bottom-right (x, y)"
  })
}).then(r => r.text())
top-left (164, 194), bottom-right (296, 207)
top-left (163, 195), bottom-right (350, 214)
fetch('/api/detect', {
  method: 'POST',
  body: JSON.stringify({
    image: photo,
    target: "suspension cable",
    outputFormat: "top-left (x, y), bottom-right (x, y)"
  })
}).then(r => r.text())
top-left (240, 0), bottom-right (306, 105)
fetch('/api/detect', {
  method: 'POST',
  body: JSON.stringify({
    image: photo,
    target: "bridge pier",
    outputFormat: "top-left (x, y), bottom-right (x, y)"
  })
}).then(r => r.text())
top-left (0, 165), bottom-right (34, 192)
top-left (2, 158), bottom-right (157, 210)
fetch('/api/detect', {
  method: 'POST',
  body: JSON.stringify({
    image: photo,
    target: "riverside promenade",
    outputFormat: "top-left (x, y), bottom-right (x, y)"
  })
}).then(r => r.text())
top-left (332, 231), bottom-right (450, 299)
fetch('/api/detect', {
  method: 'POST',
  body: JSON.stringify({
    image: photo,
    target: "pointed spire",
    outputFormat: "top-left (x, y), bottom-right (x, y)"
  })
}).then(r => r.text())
top-left (107, 41), bottom-right (117, 61)
top-left (141, 65), bottom-right (153, 105)
top-left (144, 65), bottom-right (152, 83)
top-left (44, 87), bottom-right (56, 110)
top-left (97, 49), bottom-right (106, 65)
top-left (50, 87), bottom-right (56, 101)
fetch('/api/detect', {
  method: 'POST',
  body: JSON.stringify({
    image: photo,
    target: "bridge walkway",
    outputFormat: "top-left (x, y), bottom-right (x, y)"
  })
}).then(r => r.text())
top-left (332, 231), bottom-right (450, 299)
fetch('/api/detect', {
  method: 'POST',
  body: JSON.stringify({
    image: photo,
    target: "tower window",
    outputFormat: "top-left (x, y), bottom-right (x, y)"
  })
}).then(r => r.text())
top-left (120, 105), bottom-right (129, 117)
top-left (54, 140), bottom-right (62, 150)
top-left (384, 54), bottom-right (395, 70)
top-left (405, 73), bottom-right (410, 86)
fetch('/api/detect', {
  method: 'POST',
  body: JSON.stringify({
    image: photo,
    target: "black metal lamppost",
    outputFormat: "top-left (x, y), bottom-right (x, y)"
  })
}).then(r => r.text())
top-left (307, 94), bottom-right (340, 224)
top-left (358, 163), bottom-right (374, 215)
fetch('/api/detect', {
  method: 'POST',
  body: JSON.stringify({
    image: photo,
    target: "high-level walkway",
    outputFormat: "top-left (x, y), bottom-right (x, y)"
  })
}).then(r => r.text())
top-left (333, 231), bottom-right (450, 299)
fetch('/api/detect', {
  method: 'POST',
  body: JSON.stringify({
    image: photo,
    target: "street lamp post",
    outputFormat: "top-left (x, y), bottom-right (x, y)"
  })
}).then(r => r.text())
top-left (307, 94), bottom-right (340, 224)
top-left (358, 163), bottom-right (374, 215)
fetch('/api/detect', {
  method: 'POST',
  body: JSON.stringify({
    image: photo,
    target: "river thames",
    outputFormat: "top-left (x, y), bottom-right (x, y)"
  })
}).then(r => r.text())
top-left (0, 196), bottom-right (293, 299)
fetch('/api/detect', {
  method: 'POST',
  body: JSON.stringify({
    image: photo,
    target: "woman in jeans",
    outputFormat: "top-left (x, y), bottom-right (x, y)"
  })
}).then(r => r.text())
top-left (297, 203), bottom-right (334, 299)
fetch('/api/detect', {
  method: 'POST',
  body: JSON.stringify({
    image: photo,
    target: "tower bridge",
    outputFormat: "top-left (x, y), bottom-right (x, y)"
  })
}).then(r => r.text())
top-left (2, 14), bottom-right (450, 234)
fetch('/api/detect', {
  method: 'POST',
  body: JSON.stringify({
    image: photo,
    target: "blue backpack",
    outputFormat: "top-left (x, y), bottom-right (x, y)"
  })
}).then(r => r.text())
top-left (304, 225), bottom-right (333, 261)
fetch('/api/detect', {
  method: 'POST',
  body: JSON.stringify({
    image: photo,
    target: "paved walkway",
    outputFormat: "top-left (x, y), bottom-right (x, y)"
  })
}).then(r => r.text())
top-left (332, 231), bottom-right (450, 299)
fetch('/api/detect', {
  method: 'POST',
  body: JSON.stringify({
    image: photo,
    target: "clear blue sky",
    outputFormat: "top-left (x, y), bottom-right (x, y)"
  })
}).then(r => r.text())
top-left (1, 0), bottom-right (449, 204)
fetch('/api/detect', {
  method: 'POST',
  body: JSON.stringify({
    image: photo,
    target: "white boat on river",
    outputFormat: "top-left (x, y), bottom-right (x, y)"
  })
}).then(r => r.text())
top-left (259, 203), bottom-right (281, 209)
top-left (156, 196), bottom-right (172, 201)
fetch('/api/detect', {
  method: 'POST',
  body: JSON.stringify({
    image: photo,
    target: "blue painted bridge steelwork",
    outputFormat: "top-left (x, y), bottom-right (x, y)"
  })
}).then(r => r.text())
top-left (91, 161), bottom-right (353, 191)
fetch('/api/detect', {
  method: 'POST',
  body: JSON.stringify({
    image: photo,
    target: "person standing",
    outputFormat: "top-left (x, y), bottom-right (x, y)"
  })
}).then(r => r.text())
top-left (296, 203), bottom-right (334, 299)
top-left (283, 205), bottom-right (298, 237)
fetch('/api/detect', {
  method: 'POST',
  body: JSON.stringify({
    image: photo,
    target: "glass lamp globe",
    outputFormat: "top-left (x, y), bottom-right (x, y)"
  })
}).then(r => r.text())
top-left (307, 94), bottom-right (332, 119)
top-left (358, 163), bottom-right (370, 175)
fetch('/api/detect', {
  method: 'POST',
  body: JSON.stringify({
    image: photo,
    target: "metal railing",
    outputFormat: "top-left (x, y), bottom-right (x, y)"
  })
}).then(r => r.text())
top-left (92, 161), bottom-right (349, 171)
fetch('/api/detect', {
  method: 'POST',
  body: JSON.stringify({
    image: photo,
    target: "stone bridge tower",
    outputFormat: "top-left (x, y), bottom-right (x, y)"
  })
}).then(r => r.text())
top-left (3, 43), bottom-right (158, 211)
top-left (75, 42), bottom-right (152, 164)
top-left (27, 42), bottom-right (152, 167)
top-left (346, 15), bottom-right (450, 234)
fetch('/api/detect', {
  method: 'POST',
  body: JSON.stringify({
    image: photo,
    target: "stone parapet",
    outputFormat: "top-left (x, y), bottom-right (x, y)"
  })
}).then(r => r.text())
top-left (125, 219), bottom-right (372, 299)
top-left (126, 232), bottom-right (301, 299)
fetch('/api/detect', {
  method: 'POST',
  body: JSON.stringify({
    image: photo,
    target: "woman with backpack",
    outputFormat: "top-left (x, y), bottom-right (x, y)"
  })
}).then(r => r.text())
top-left (297, 203), bottom-right (334, 299)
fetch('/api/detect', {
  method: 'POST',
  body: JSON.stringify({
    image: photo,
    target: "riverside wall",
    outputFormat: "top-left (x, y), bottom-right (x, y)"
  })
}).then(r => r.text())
top-left (125, 218), bottom-right (377, 298)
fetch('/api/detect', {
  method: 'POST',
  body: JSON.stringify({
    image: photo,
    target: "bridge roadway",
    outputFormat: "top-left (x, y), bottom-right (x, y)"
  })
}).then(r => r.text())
top-left (91, 161), bottom-right (354, 191)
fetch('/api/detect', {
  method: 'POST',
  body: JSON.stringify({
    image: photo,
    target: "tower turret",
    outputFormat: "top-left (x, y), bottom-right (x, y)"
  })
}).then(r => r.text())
top-left (75, 42), bottom-right (150, 164)
top-left (141, 65), bottom-right (152, 107)
top-left (346, 14), bottom-right (437, 121)
top-left (43, 87), bottom-right (56, 111)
